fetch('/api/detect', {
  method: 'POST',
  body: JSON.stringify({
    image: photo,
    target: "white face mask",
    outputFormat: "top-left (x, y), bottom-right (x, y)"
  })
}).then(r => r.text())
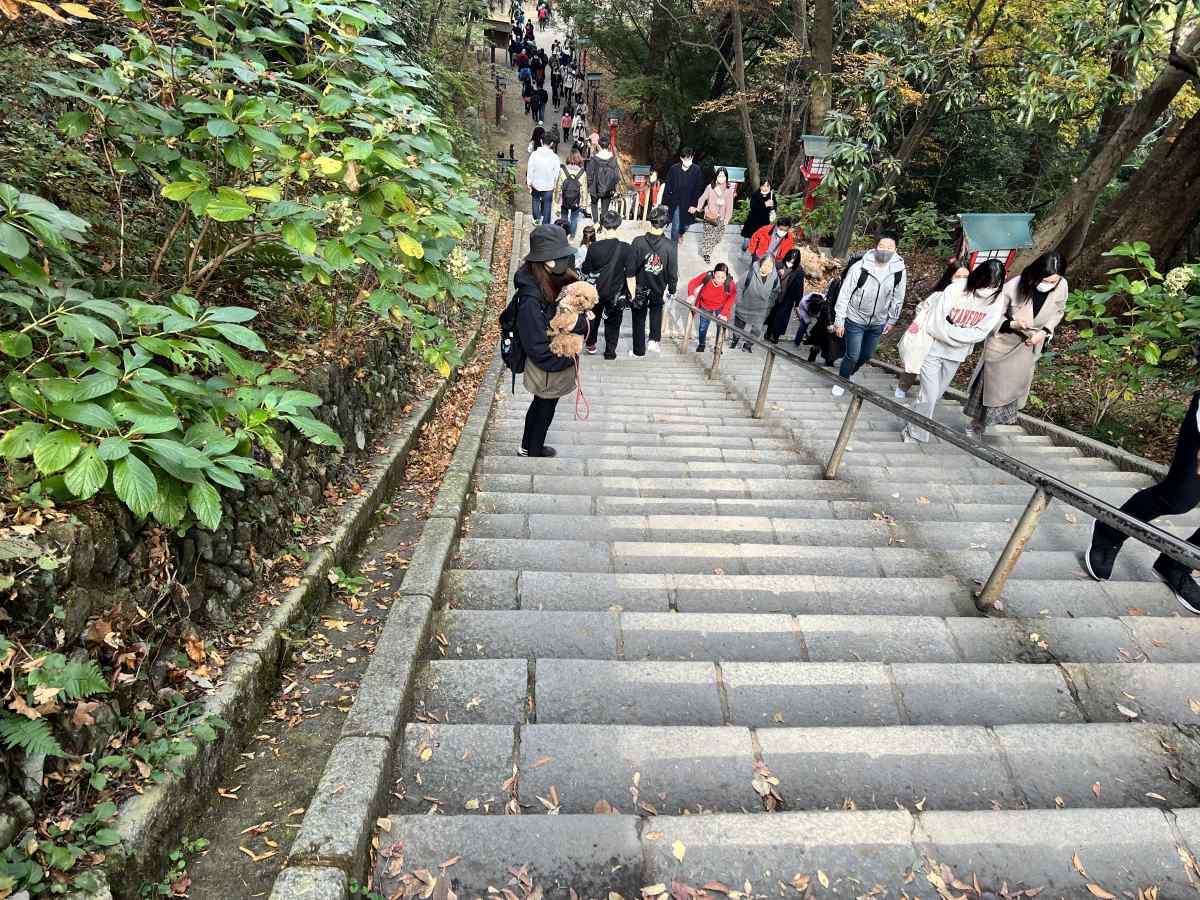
top-left (681, 158), bottom-right (693, 168)
top-left (1037, 279), bottom-right (1057, 292)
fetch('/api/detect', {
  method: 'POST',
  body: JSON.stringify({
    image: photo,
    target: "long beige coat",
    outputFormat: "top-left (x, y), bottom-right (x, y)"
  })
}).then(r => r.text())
top-left (974, 276), bottom-right (1068, 408)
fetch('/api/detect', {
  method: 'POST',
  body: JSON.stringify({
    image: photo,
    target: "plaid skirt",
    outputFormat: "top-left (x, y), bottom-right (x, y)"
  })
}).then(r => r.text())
top-left (963, 366), bottom-right (1019, 426)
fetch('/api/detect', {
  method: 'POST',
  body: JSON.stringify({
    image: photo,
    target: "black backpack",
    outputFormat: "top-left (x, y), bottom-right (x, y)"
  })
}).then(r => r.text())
top-left (560, 165), bottom-right (582, 209)
top-left (700, 271), bottom-right (733, 297)
top-left (834, 253), bottom-right (902, 302)
top-left (498, 290), bottom-right (527, 392)
top-left (592, 156), bottom-right (619, 198)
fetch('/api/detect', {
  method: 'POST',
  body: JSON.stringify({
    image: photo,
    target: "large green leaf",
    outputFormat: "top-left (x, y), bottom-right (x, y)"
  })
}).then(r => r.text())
top-left (223, 140), bottom-right (252, 170)
top-left (152, 477), bottom-right (189, 528)
top-left (76, 372), bottom-right (119, 401)
top-left (206, 118), bottom-right (240, 138)
top-left (52, 402), bottom-right (120, 432)
top-left (283, 414), bottom-right (342, 447)
top-left (139, 438), bottom-right (213, 470)
top-left (187, 478), bottom-right (222, 530)
top-left (0, 331), bottom-right (32, 359)
top-left (161, 182), bottom-right (204, 201)
top-left (323, 240), bottom-right (354, 269)
top-left (112, 454), bottom-right (157, 518)
top-left (33, 429), bottom-right (82, 475)
top-left (0, 222), bottom-right (29, 259)
top-left (112, 401), bottom-right (180, 435)
top-left (205, 306), bottom-right (257, 324)
top-left (0, 422), bottom-right (48, 459)
top-left (282, 221), bottom-right (317, 256)
top-left (207, 323), bottom-right (266, 352)
top-left (64, 447), bottom-right (108, 500)
top-left (96, 436), bottom-right (130, 461)
top-left (205, 188), bottom-right (253, 222)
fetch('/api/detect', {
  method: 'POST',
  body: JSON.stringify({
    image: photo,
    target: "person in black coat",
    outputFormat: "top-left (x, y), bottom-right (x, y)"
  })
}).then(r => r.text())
top-left (661, 147), bottom-right (705, 244)
top-left (514, 225), bottom-right (590, 458)
top-left (766, 248), bottom-right (804, 342)
top-left (803, 282), bottom-right (844, 367)
top-left (740, 178), bottom-right (776, 251)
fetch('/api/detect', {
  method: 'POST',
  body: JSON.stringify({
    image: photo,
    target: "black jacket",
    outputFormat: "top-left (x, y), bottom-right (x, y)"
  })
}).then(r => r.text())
top-left (767, 267), bottom-right (804, 338)
top-left (514, 265), bottom-right (585, 373)
top-left (741, 188), bottom-right (775, 238)
top-left (662, 162), bottom-right (705, 233)
top-left (629, 232), bottom-right (678, 298)
top-left (581, 238), bottom-right (635, 301)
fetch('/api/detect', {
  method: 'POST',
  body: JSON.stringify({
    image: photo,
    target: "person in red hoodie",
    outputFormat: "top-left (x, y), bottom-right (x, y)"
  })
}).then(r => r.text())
top-left (745, 217), bottom-right (797, 287)
top-left (686, 263), bottom-right (738, 352)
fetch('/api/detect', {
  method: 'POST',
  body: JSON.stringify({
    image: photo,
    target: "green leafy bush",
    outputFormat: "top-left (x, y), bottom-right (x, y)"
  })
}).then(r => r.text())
top-left (1064, 242), bottom-right (1200, 425)
top-left (894, 200), bottom-right (952, 253)
top-left (1, 186), bottom-right (342, 530)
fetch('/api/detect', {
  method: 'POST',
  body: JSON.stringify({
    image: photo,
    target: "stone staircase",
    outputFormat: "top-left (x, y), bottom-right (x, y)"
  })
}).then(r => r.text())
top-left (373, 215), bottom-right (1200, 897)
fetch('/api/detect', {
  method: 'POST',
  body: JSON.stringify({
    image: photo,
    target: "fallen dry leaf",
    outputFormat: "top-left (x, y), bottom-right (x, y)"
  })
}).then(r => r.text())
top-left (817, 870), bottom-right (829, 889)
top-left (1086, 885), bottom-right (1116, 899)
top-left (1092, 782), bottom-right (1102, 799)
top-left (440, 855), bottom-right (461, 869)
top-left (377, 817), bottom-right (392, 832)
top-left (1116, 703), bottom-right (1139, 719)
top-left (238, 846), bottom-right (275, 863)
top-left (1189, 698), bottom-right (1200, 714)
top-left (672, 841), bottom-right (686, 862)
top-left (1072, 851), bottom-right (1087, 878)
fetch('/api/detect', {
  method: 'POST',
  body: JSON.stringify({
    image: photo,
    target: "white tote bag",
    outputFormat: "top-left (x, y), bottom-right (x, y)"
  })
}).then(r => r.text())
top-left (898, 296), bottom-right (936, 374)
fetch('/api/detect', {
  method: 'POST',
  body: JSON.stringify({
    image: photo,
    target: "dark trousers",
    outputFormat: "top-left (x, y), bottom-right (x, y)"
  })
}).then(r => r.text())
top-left (601, 299), bottom-right (624, 358)
top-left (522, 395), bottom-right (559, 455)
top-left (586, 297), bottom-right (610, 349)
top-left (1095, 392), bottom-right (1200, 574)
top-left (629, 302), bottom-right (662, 356)
top-left (590, 194), bottom-right (613, 224)
top-left (697, 314), bottom-right (723, 348)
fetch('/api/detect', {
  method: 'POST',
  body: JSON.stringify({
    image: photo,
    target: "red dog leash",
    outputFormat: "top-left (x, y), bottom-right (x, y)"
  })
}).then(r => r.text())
top-left (574, 355), bottom-right (590, 421)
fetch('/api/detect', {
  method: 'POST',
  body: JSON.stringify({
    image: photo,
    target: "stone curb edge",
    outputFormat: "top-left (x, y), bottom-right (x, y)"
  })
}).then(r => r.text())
top-left (866, 357), bottom-right (1168, 480)
top-left (265, 216), bottom-right (522, 897)
top-left (105, 221), bottom-right (499, 898)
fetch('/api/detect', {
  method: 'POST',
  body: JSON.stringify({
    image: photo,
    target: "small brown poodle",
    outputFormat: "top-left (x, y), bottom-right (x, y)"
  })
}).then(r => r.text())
top-left (547, 280), bottom-right (599, 357)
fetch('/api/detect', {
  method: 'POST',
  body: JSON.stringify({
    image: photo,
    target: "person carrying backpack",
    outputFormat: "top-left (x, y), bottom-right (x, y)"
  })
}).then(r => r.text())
top-left (556, 152), bottom-right (588, 238)
top-left (580, 209), bottom-right (636, 358)
top-left (730, 254), bottom-right (781, 353)
top-left (585, 134), bottom-right (620, 224)
top-left (831, 230), bottom-right (907, 396)
top-left (501, 224), bottom-right (591, 458)
top-left (628, 205), bottom-right (679, 356)
top-left (686, 263), bottom-right (738, 353)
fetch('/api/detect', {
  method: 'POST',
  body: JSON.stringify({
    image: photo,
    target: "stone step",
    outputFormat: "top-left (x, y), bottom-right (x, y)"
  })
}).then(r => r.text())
top-left (463, 512), bottom-right (1176, 553)
top-left (392, 722), bottom-right (1197, 818)
top-left (452, 537), bottom-right (1162, 582)
top-left (436, 609), bottom-right (1200, 664)
top-left (484, 442), bottom-right (803, 464)
top-left (444, 569), bottom-right (1180, 618)
top-left (410, 657), bottom-right (1200, 728)
top-left (371, 809), bottom-right (1200, 897)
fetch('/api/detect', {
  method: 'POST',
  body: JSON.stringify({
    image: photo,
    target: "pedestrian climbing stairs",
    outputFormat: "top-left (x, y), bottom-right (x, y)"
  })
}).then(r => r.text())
top-left (374, 214), bottom-right (1200, 897)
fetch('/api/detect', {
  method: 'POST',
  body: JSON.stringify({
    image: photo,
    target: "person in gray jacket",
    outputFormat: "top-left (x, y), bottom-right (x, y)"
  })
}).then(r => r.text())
top-left (729, 255), bottom-right (781, 353)
top-left (831, 231), bottom-right (907, 396)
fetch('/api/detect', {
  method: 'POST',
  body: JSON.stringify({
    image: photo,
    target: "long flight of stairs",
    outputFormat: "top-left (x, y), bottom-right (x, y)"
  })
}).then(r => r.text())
top-left (373, 215), bottom-right (1200, 898)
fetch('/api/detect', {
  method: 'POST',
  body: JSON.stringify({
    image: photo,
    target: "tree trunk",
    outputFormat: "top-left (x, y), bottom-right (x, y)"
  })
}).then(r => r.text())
top-left (833, 181), bottom-right (863, 259)
top-left (1072, 108), bottom-right (1200, 285)
top-left (808, 0), bottom-right (833, 130)
top-left (792, 0), bottom-right (809, 55)
top-left (1017, 23), bottom-right (1200, 271)
top-left (731, 1), bottom-right (761, 187)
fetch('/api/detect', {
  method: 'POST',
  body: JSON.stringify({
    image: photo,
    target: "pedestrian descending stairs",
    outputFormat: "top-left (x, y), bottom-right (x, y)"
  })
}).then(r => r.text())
top-left (374, 215), bottom-right (1200, 897)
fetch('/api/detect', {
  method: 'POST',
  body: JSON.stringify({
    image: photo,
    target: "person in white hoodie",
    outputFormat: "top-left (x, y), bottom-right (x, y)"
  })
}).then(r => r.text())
top-left (902, 259), bottom-right (1006, 443)
top-left (526, 135), bottom-right (561, 225)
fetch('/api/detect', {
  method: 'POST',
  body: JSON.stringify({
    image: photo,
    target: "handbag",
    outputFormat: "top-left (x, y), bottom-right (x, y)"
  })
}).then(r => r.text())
top-left (704, 205), bottom-right (720, 225)
top-left (898, 297), bottom-right (935, 374)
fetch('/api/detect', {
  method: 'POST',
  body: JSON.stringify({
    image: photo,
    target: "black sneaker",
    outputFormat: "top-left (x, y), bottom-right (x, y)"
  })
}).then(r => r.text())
top-left (538, 446), bottom-right (557, 458)
top-left (1154, 558), bottom-right (1200, 615)
top-left (742, 343), bottom-right (753, 353)
top-left (695, 344), bottom-right (705, 353)
top-left (1085, 521), bottom-right (1118, 581)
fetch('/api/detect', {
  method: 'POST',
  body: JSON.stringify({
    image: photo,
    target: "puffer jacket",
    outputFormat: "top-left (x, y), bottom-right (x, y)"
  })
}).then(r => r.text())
top-left (833, 250), bottom-right (908, 329)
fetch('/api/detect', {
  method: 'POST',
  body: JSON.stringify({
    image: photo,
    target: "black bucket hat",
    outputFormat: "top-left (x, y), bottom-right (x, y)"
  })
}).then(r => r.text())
top-left (526, 223), bottom-right (574, 264)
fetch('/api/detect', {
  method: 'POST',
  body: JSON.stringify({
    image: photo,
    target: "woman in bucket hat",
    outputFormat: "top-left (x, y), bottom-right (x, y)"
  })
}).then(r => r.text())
top-left (514, 224), bottom-right (591, 458)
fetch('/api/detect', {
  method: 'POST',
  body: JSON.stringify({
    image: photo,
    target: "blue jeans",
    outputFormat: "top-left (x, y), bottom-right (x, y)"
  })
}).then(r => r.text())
top-left (697, 314), bottom-right (723, 348)
top-left (669, 206), bottom-right (683, 242)
top-left (562, 205), bottom-right (581, 237)
top-left (838, 321), bottom-right (884, 380)
top-left (531, 189), bottom-right (553, 224)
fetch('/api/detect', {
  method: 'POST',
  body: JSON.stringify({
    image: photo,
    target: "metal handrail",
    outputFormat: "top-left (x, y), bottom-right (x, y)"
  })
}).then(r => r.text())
top-left (670, 296), bottom-right (1200, 609)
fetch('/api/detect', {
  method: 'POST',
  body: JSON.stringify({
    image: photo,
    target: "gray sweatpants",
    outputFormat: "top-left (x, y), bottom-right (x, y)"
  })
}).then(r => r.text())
top-left (906, 353), bottom-right (961, 443)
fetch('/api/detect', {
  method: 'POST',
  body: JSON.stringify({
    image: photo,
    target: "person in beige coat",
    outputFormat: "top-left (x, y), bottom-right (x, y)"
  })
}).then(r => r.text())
top-left (694, 168), bottom-right (736, 264)
top-left (963, 251), bottom-right (1068, 438)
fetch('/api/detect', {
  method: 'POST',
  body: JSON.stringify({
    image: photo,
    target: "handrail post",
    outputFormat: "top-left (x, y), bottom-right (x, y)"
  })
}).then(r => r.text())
top-left (681, 308), bottom-right (695, 355)
top-left (824, 394), bottom-right (862, 479)
top-left (976, 486), bottom-right (1050, 611)
top-left (708, 325), bottom-right (724, 379)
top-left (753, 349), bottom-right (776, 419)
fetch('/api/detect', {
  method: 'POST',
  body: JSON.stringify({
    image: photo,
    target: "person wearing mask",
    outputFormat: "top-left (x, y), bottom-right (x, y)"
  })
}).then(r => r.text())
top-left (1085, 336), bottom-right (1200, 613)
top-left (741, 179), bottom-right (776, 252)
top-left (831, 231), bottom-right (907, 397)
top-left (730, 254), bottom-right (781, 352)
top-left (584, 134), bottom-right (620, 225)
top-left (694, 168), bottom-right (736, 265)
top-left (514, 225), bottom-right (591, 458)
top-left (556, 152), bottom-right (588, 239)
top-left (766, 248), bottom-right (804, 342)
top-left (526, 135), bottom-right (560, 225)
top-left (687, 263), bottom-right (738, 353)
top-left (580, 209), bottom-right (636, 358)
top-left (515, 45), bottom-right (530, 72)
top-left (900, 260), bottom-right (1006, 443)
top-left (894, 258), bottom-right (968, 400)
top-left (963, 250), bottom-right (1068, 439)
top-left (628, 205), bottom-right (679, 356)
top-left (662, 148), bottom-right (705, 244)
top-left (744, 218), bottom-right (796, 289)
top-left (575, 224), bottom-right (596, 269)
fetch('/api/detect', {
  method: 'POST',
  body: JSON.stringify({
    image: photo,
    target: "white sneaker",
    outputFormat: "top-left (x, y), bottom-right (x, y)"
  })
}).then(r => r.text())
top-left (893, 386), bottom-right (907, 399)
top-left (831, 385), bottom-right (845, 398)
top-left (647, 341), bottom-right (661, 354)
